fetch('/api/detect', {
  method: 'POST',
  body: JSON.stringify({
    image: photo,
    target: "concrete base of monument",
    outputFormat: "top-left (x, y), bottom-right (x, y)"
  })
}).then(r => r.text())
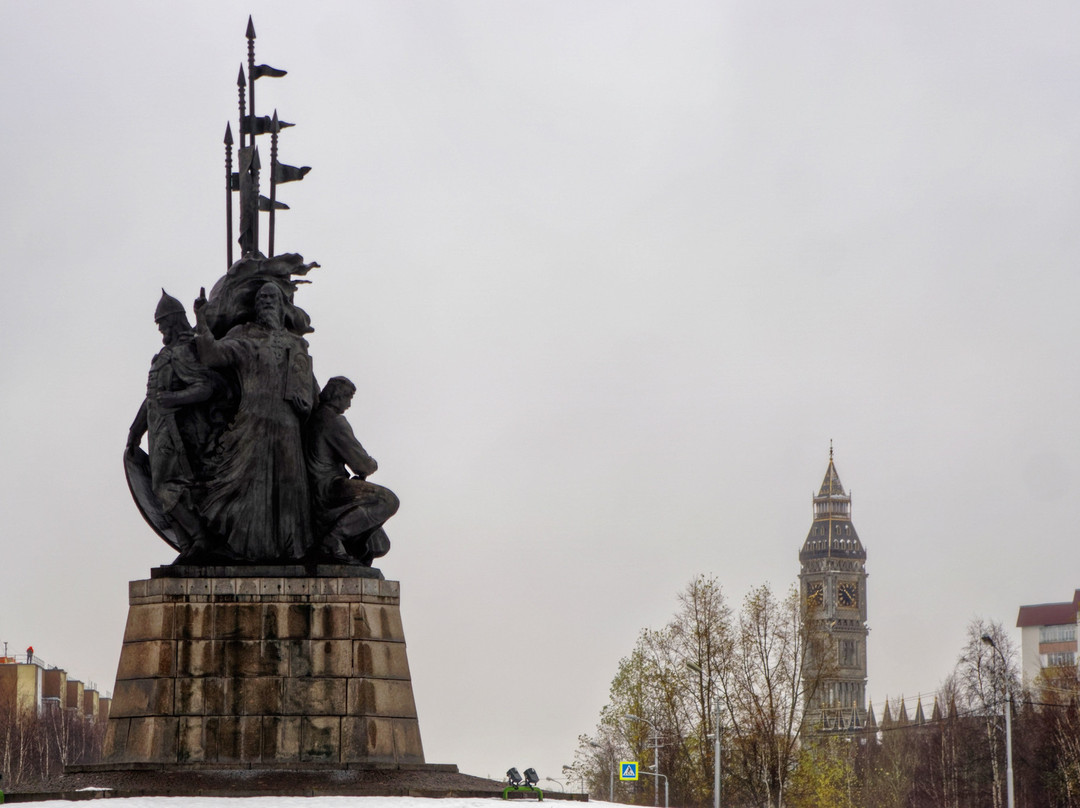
top-left (25, 768), bottom-right (593, 801)
top-left (52, 765), bottom-right (514, 799)
top-left (93, 566), bottom-right (451, 777)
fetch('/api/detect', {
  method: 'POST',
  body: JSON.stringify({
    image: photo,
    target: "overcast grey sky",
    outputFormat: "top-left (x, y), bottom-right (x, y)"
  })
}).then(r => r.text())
top-left (2, 0), bottom-right (1079, 785)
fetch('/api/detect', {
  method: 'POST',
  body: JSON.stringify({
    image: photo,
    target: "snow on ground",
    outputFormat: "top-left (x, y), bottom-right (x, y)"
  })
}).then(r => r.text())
top-left (21, 797), bottom-right (611, 808)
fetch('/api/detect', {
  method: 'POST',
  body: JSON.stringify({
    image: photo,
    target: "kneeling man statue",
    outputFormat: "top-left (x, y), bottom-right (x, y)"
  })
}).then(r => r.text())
top-left (306, 376), bottom-right (399, 565)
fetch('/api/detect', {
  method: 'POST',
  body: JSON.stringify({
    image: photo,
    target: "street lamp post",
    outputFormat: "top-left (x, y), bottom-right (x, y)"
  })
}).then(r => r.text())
top-left (981, 633), bottom-right (1015, 808)
top-left (639, 770), bottom-right (669, 808)
top-left (686, 659), bottom-right (721, 808)
top-left (625, 714), bottom-right (662, 807)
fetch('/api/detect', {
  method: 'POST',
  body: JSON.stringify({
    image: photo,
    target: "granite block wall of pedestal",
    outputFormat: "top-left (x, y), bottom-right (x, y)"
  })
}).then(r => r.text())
top-left (102, 572), bottom-right (425, 768)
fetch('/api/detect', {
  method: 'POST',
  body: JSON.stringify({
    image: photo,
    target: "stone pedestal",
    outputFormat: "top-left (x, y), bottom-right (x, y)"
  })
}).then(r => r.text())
top-left (101, 566), bottom-right (427, 770)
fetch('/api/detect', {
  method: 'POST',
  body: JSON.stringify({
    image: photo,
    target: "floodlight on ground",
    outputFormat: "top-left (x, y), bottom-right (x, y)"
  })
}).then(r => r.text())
top-left (506, 768), bottom-right (523, 787)
top-left (524, 768), bottom-right (539, 786)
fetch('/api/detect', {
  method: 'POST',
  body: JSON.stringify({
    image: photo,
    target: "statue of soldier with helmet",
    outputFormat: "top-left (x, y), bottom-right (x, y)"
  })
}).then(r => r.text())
top-left (126, 291), bottom-right (227, 561)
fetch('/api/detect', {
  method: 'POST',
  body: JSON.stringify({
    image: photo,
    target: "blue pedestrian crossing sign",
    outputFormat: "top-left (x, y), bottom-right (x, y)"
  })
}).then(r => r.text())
top-left (619, 761), bottom-right (639, 781)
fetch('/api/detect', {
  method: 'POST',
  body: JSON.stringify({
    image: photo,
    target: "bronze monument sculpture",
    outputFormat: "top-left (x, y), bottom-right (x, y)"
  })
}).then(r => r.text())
top-left (87, 19), bottom-right (449, 782)
top-left (124, 20), bottom-right (395, 569)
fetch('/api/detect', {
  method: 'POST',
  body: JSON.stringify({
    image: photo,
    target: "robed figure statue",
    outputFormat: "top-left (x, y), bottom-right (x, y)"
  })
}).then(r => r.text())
top-left (193, 282), bottom-right (317, 561)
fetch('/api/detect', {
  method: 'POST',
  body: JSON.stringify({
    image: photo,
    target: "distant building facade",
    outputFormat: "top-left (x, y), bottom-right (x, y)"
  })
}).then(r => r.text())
top-left (1016, 590), bottom-right (1079, 685)
top-left (0, 657), bottom-right (110, 723)
top-left (800, 447), bottom-right (869, 731)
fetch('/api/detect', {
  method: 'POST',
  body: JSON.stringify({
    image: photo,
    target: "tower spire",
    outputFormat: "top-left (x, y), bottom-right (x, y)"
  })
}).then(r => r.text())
top-left (799, 444), bottom-right (869, 736)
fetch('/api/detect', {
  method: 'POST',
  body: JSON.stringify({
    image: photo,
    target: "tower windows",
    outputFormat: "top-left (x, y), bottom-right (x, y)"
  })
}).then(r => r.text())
top-left (839, 639), bottom-right (858, 667)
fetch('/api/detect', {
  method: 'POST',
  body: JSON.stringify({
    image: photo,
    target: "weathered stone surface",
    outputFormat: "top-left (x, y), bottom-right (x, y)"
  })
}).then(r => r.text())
top-left (204, 716), bottom-right (238, 762)
top-left (258, 578), bottom-right (286, 597)
top-left (310, 578), bottom-right (341, 597)
top-left (283, 677), bottom-right (345, 715)
top-left (284, 578), bottom-right (313, 597)
top-left (345, 679), bottom-right (417, 718)
top-left (124, 604), bottom-right (176, 642)
top-left (102, 719), bottom-right (128, 762)
top-left (176, 640), bottom-right (221, 677)
top-left (261, 715), bottom-right (301, 762)
top-left (202, 677), bottom-right (227, 715)
top-left (203, 715), bottom-right (267, 762)
top-left (231, 677), bottom-right (284, 716)
top-left (392, 718), bottom-right (425, 763)
top-left (175, 679), bottom-right (205, 716)
top-left (369, 679), bottom-right (418, 718)
top-left (222, 640), bottom-right (289, 677)
top-left (308, 639), bottom-right (354, 677)
top-left (238, 715), bottom-right (264, 761)
top-left (380, 581), bottom-right (400, 599)
top-left (301, 716), bottom-right (341, 762)
top-left (125, 716), bottom-right (179, 763)
top-left (346, 679), bottom-right (375, 716)
top-left (211, 578), bottom-right (237, 598)
top-left (213, 603), bottom-right (264, 640)
top-left (261, 603), bottom-right (315, 639)
top-left (342, 716), bottom-right (395, 762)
top-left (116, 641), bottom-right (175, 680)
top-left (174, 604), bottom-right (213, 640)
top-left (354, 641), bottom-right (411, 679)
top-left (177, 716), bottom-right (206, 762)
top-left (310, 604), bottom-right (351, 639)
top-left (351, 604), bottom-right (405, 641)
top-left (103, 575), bottom-right (425, 768)
top-left (112, 679), bottom-right (174, 717)
top-left (160, 577), bottom-right (185, 597)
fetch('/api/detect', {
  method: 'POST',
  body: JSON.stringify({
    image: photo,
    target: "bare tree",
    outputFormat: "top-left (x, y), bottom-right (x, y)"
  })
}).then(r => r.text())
top-left (1031, 665), bottom-right (1080, 807)
top-left (953, 618), bottom-right (1019, 808)
top-left (716, 584), bottom-right (825, 808)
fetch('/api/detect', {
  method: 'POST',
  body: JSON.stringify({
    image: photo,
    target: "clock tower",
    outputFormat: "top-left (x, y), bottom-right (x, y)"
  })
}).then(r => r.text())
top-left (799, 446), bottom-right (868, 731)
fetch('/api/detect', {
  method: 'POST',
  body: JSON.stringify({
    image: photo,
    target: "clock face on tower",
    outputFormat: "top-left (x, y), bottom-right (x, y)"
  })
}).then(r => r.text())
top-left (837, 582), bottom-right (858, 608)
top-left (806, 582), bottom-right (824, 608)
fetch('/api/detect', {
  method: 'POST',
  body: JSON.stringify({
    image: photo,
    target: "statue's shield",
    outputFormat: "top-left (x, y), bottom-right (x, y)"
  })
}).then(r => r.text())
top-left (123, 447), bottom-right (182, 551)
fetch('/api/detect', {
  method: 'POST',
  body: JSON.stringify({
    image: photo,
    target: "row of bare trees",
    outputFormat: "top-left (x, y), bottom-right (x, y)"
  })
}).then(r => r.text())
top-left (0, 698), bottom-right (106, 788)
top-left (570, 577), bottom-right (1080, 808)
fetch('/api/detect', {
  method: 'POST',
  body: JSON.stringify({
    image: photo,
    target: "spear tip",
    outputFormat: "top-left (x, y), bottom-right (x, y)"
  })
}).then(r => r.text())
top-left (224, 122), bottom-right (234, 145)
top-left (246, 16), bottom-right (256, 39)
top-left (237, 65), bottom-right (246, 86)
